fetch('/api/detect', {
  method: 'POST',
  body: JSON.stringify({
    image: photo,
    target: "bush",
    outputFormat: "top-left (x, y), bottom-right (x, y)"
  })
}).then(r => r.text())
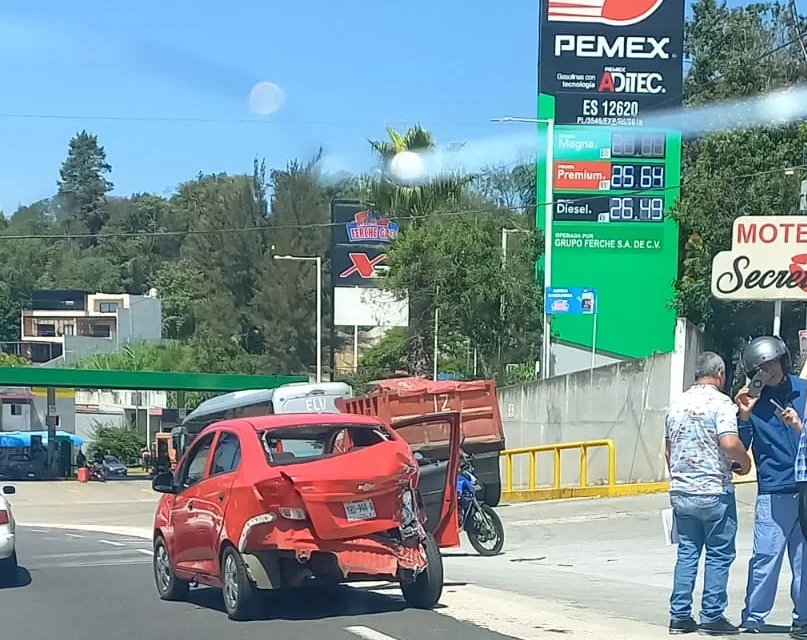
top-left (88, 423), bottom-right (145, 465)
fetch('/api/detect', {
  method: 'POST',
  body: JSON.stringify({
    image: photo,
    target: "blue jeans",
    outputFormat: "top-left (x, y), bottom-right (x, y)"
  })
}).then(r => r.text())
top-left (670, 491), bottom-right (738, 623)
top-left (741, 493), bottom-right (807, 629)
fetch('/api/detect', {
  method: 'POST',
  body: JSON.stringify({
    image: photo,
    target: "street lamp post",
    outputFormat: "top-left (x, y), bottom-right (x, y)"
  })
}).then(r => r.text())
top-left (491, 117), bottom-right (555, 379)
top-left (273, 254), bottom-right (323, 383)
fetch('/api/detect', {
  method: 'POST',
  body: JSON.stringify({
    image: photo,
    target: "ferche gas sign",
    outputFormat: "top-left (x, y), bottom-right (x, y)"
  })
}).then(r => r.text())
top-left (711, 216), bottom-right (807, 301)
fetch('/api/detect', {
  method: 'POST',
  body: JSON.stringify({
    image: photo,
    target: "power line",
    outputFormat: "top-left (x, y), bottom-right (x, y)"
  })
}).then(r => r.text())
top-left (0, 112), bottom-right (498, 127)
top-left (1, 164), bottom-right (801, 242)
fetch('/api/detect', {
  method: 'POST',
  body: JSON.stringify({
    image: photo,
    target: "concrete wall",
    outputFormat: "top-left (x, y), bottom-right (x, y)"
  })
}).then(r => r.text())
top-left (61, 335), bottom-right (119, 365)
top-left (75, 410), bottom-right (127, 445)
top-left (0, 403), bottom-right (32, 431)
top-left (117, 296), bottom-right (162, 345)
top-left (31, 388), bottom-right (75, 434)
top-left (75, 389), bottom-right (168, 409)
top-left (499, 318), bottom-right (705, 490)
top-left (499, 353), bottom-right (672, 489)
top-left (551, 342), bottom-right (622, 377)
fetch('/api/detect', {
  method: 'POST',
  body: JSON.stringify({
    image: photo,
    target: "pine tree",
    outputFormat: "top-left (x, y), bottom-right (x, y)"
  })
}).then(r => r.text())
top-left (56, 130), bottom-right (114, 244)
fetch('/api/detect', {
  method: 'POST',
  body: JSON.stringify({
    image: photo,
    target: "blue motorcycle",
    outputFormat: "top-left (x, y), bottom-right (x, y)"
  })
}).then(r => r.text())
top-left (457, 449), bottom-right (504, 556)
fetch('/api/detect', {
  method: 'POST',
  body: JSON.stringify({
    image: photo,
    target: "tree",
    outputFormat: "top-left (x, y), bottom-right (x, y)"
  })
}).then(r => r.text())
top-left (672, 0), bottom-right (807, 363)
top-left (0, 353), bottom-right (29, 366)
top-left (88, 423), bottom-right (144, 465)
top-left (178, 173), bottom-right (268, 353)
top-left (253, 154), bottom-right (330, 374)
top-left (56, 130), bottom-right (114, 243)
top-left (365, 126), bottom-right (470, 377)
top-left (150, 259), bottom-right (205, 340)
top-left (383, 211), bottom-right (542, 378)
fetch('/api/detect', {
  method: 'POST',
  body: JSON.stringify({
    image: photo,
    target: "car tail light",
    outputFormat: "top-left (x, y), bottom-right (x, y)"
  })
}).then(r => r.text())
top-left (0, 510), bottom-right (8, 526)
top-left (256, 476), bottom-right (308, 521)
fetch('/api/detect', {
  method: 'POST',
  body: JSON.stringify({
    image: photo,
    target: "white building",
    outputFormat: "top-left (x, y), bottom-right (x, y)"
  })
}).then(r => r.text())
top-left (0, 387), bottom-right (75, 434)
top-left (20, 289), bottom-right (162, 365)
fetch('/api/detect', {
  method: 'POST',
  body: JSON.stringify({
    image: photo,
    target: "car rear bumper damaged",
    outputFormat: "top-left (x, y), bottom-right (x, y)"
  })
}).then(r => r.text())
top-left (238, 527), bottom-right (427, 589)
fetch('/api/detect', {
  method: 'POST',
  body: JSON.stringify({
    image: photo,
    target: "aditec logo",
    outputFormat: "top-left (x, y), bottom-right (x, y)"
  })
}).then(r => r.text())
top-left (547, 0), bottom-right (665, 26)
top-left (598, 68), bottom-right (665, 93)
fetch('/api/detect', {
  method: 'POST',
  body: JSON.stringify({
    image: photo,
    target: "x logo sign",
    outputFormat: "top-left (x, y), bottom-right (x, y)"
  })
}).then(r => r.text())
top-left (340, 253), bottom-right (385, 279)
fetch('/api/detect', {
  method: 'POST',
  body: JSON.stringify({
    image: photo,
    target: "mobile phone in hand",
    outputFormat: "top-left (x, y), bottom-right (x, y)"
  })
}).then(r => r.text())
top-left (770, 398), bottom-right (785, 413)
top-left (748, 370), bottom-right (772, 398)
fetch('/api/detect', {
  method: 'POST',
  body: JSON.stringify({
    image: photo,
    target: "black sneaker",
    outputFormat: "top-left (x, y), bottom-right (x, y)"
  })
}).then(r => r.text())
top-left (670, 617), bottom-right (698, 634)
top-left (699, 617), bottom-right (739, 636)
top-left (790, 622), bottom-right (807, 639)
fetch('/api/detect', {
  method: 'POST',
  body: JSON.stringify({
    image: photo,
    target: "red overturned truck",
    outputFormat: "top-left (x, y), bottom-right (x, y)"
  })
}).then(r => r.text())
top-left (337, 377), bottom-right (506, 507)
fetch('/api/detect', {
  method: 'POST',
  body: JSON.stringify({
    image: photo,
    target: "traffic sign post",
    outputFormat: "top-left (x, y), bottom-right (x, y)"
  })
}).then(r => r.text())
top-left (544, 287), bottom-right (598, 371)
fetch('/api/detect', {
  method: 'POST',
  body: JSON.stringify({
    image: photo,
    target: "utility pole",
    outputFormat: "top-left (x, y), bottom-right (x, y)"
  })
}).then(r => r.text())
top-left (46, 387), bottom-right (58, 478)
top-left (800, 173), bottom-right (807, 214)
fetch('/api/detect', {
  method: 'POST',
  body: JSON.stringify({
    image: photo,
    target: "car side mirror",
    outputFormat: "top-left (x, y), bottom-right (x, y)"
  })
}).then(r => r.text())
top-left (151, 472), bottom-right (175, 494)
top-left (2, 485), bottom-right (15, 495)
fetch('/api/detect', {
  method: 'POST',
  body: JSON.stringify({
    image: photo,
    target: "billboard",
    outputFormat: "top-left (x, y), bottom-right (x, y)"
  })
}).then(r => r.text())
top-left (536, 0), bottom-right (684, 362)
top-left (712, 216), bottom-right (807, 301)
top-left (330, 200), bottom-right (407, 325)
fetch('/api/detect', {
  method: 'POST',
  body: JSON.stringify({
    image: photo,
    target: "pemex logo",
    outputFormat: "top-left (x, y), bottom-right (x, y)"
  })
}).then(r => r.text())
top-left (547, 0), bottom-right (664, 26)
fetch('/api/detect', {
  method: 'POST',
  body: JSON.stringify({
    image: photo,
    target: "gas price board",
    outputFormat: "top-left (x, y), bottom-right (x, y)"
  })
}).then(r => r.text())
top-left (535, 0), bottom-right (683, 364)
top-left (537, 107), bottom-right (682, 359)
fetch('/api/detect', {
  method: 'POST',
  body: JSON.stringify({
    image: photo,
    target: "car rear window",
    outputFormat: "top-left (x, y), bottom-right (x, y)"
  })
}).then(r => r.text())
top-left (258, 424), bottom-right (391, 466)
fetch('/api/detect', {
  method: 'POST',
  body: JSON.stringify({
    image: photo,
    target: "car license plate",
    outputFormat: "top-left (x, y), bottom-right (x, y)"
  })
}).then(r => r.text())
top-left (344, 499), bottom-right (376, 522)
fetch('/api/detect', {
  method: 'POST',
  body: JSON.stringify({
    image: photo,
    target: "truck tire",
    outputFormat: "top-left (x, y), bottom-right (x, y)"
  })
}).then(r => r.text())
top-left (484, 479), bottom-right (502, 507)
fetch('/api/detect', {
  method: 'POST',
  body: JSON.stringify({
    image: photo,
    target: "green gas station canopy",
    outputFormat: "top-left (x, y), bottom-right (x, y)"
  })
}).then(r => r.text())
top-left (0, 366), bottom-right (306, 392)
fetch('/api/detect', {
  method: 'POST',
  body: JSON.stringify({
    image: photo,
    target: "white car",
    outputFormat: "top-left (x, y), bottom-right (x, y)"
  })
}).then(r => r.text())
top-left (0, 484), bottom-right (17, 581)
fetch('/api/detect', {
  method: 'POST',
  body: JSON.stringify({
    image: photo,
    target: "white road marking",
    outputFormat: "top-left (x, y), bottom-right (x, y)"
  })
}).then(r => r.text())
top-left (41, 558), bottom-right (152, 569)
top-left (30, 529), bottom-right (48, 533)
top-left (98, 539), bottom-right (124, 547)
top-left (64, 533), bottom-right (83, 538)
top-left (432, 583), bottom-right (670, 640)
top-left (345, 626), bottom-right (402, 640)
top-left (33, 550), bottom-right (144, 559)
top-left (136, 549), bottom-right (152, 556)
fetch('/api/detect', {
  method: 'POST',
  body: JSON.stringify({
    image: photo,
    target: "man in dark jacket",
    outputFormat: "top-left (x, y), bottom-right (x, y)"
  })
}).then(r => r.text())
top-left (735, 336), bottom-right (807, 637)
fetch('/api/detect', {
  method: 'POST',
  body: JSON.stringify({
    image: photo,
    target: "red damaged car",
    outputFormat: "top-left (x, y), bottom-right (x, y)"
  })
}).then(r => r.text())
top-left (150, 411), bottom-right (461, 620)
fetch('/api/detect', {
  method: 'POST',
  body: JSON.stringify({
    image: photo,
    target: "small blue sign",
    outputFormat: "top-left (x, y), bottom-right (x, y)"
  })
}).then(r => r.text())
top-left (544, 287), bottom-right (597, 316)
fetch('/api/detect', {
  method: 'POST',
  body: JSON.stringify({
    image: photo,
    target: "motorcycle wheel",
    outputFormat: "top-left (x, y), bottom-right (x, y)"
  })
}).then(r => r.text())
top-left (466, 504), bottom-right (504, 556)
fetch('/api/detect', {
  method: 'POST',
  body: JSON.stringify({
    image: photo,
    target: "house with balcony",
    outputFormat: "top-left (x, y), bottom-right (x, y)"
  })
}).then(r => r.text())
top-left (20, 289), bottom-right (163, 365)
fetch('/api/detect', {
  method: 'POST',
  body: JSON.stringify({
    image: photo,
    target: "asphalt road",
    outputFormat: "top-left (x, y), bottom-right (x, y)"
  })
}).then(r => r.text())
top-left (0, 527), bottom-right (521, 640)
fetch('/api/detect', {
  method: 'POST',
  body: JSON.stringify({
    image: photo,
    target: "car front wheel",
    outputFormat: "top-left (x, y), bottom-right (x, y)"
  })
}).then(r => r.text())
top-left (153, 535), bottom-right (189, 601)
top-left (220, 545), bottom-right (258, 621)
top-left (401, 533), bottom-right (443, 609)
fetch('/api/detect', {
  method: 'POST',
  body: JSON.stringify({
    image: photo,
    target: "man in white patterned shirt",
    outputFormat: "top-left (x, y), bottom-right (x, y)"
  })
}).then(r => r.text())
top-left (665, 352), bottom-right (752, 636)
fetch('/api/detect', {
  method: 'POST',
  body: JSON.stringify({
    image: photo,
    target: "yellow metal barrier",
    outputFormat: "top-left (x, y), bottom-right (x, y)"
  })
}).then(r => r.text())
top-left (499, 439), bottom-right (669, 502)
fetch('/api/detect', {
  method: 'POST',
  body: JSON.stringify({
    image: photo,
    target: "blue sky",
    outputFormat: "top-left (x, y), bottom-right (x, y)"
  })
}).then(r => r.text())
top-left (0, 1), bottom-right (539, 214)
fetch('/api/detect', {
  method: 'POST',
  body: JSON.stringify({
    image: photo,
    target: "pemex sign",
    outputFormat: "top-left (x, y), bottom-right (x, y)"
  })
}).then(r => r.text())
top-left (711, 216), bottom-right (807, 300)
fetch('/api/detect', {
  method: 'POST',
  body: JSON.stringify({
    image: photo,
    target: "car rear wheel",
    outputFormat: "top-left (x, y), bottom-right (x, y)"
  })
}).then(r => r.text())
top-left (153, 536), bottom-right (189, 601)
top-left (401, 533), bottom-right (443, 609)
top-left (220, 545), bottom-right (258, 621)
top-left (0, 551), bottom-right (18, 585)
